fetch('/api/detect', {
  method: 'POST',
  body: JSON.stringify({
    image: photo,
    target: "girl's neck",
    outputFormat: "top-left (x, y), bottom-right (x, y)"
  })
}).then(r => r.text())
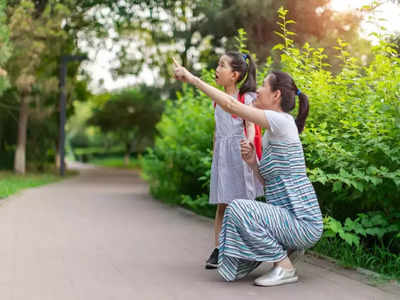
top-left (224, 85), bottom-right (238, 96)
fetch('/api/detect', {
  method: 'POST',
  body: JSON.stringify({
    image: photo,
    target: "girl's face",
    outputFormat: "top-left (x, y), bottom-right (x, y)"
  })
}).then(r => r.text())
top-left (215, 55), bottom-right (238, 87)
top-left (253, 75), bottom-right (281, 110)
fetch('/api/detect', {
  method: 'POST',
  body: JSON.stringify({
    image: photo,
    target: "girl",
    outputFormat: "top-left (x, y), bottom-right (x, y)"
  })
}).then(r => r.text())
top-left (205, 52), bottom-right (263, 269)
top-left (173, 61), bottom-right (323, 286)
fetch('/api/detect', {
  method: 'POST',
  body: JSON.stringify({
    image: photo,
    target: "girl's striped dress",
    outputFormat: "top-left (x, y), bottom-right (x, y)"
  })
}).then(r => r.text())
top-left (209, 92), bottom-right (263, 205)
top-left (217, 110), bottom-right (323, 281)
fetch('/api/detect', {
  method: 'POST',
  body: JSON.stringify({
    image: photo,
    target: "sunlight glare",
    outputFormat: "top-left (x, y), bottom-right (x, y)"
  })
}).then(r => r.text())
top-left (329, 0), bottom-right (370, 12)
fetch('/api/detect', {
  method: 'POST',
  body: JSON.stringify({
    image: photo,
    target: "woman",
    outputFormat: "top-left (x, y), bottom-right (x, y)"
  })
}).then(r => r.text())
top-left (173, 58), bottom-right (323, 287)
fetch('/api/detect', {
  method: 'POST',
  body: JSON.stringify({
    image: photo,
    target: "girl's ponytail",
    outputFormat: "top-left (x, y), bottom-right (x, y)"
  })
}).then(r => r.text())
top-left (239, 54), bottom-right (257, 95)
top-left (226, 52), bottom-right (257, 94)
top-left (295, 91), bottom-right (309, 133)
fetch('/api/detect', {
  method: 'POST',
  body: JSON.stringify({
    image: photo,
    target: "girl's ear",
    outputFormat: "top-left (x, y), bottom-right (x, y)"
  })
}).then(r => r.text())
top-left (232, 71), bottom-right (240, 82)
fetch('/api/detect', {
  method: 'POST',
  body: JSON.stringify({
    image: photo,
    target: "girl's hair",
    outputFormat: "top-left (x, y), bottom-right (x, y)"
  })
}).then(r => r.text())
top-left (267, 71), bottom-right (309, 133)
top-left (225, 51), bottom-right (257, 95)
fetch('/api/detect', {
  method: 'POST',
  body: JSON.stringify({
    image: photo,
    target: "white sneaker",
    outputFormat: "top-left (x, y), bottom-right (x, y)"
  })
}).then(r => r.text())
top-left (254, 266), bottom-right (298, 287)
top-left (288, 249), bottom-right (305, 264)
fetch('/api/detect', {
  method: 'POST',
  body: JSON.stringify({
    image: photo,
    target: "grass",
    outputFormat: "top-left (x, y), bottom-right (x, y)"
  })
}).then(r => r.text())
top-left (0, 172), bottom-right (57, 199)
top-left (89, 156), bottom-right (140, 169)
top-left (312, 236), bottom-right (400, 282)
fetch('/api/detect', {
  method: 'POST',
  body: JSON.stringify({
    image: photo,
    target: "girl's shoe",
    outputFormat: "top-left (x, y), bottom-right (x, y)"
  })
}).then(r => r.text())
top-left (205, 248), bottom-right (219, 269)
top-left (254, 266), bottom-right (298, 287)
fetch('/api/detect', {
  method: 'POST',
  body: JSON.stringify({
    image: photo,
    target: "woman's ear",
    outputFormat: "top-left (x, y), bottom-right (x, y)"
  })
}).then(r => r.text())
top-left (273, 89), bottom-right (281, 104)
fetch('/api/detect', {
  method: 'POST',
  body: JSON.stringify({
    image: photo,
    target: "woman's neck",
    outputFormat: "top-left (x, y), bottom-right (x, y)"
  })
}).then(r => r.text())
top-left (224, 85), bottom-right (238, 96)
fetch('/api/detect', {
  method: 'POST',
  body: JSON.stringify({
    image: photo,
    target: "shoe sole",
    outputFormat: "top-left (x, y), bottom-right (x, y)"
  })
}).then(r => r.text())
top-left (254, 276), bottom-right (298, 287)
top-left (205, 263), bottom-right (218, 269)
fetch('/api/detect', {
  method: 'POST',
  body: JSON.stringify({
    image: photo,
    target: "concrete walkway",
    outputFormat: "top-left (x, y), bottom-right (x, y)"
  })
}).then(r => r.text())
top-left (0, 163), bottom-right (399, 300)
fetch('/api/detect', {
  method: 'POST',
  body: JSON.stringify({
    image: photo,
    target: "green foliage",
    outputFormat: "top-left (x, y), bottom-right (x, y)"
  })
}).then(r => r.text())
top-left (141, 77), bottom-right (215, 205)
top-left (90, 156), bottom-right (140, 170)
top-left (0, 0), bottom-right (11, 94)
top-left (235, 28), bottom-right (249, 55)
top-left (87, 85), bottom-right (164, 155)
top-left (270, 9), bottom-right (400, 217)
top-left (313, 234), bottom-right (400, 281)
top-left (323, 213), bottom-right (400, 251)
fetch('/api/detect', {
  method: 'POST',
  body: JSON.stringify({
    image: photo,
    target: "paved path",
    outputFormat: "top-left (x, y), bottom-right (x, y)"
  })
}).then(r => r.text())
top-left (0, 163), bottom-right (399, 300)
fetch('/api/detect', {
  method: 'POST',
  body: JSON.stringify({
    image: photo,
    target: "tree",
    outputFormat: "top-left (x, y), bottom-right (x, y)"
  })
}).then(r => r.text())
top-left (88, 85), bottom-right (164, 163)
top-left (6, 0), bottom-right (69, 173)
top-left (111, 0), bottom-right (367, 86)
top-left (0, 0), bottom-right (10, 94)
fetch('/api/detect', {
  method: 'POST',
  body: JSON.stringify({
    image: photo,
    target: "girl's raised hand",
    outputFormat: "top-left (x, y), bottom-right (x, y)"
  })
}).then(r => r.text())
top-left (240, 139), bottom-right (257, 166)
top-left (172, 57), bottom-right (195, 84)
top-left (0, 68), bottom-right (7, 77)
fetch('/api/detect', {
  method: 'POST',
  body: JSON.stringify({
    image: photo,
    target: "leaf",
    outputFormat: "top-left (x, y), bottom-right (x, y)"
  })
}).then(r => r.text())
top-left (327, 218), bottom-right (343, 234)
top-left (339, 232), bottom-right (360, 247)
top-left (332, 181), bottom-right (342, 192)
top-left (272, 44), bottom-right (285, 51)
top-left (323, 230), bottom-right (337, 238)
top-left (365, 228), bottom-right (386, 239)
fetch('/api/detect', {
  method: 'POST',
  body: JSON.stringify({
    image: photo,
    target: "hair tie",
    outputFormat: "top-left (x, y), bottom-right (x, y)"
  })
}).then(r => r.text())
top-left (296, 90), bottom-right (301, 96)
top-left (242, 54), bottom-right (248, 60)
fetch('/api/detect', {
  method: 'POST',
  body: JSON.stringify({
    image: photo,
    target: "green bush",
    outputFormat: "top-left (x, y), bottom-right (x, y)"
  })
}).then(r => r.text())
top-left (142, 8), bottom-right (400, 225)
top-left (141, 78), bottom-right (215, 207)
top-left (271, 8), bottom-right (400, 218)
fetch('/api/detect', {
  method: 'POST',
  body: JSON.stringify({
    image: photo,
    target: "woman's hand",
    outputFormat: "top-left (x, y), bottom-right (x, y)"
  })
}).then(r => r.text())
top-left (240, 139), bottom-right (257, 167)
top-left (172, 57), bottom-right (196, 84)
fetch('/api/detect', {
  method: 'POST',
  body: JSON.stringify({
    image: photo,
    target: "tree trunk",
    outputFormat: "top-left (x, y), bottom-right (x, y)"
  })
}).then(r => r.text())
top-left (55, 141), bottom-right (60, 168)
top-left (14, 95), bottom-right (29, 174)
top-left (124, 143), bottom-right (130, 165)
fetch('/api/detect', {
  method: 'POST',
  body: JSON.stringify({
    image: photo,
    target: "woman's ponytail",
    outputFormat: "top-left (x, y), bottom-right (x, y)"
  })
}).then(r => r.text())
top-left (268, 71), bottom-right (310, 133)
top-left (295, 91), bottom-right (309, 133)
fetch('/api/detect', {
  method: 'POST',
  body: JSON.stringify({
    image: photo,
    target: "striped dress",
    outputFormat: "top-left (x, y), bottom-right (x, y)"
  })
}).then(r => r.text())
top-left (209, 92), bottom-right (263, 204)
top-left (217, 110), bottom-right (323, 281)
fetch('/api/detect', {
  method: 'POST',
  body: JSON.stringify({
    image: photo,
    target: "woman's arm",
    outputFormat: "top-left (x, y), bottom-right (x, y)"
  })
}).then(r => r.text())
top-left (173, 58), bottom-right (270, 130)
top-left (240, 140), bottom-right (264, 185)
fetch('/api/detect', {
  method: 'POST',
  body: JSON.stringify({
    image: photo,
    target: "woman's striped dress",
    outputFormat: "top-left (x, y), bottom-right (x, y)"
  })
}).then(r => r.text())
top-left (217, 110), bottom-right (323, 281)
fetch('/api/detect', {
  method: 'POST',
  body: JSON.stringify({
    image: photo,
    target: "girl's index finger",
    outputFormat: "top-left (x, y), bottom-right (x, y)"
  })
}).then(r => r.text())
top-left (172, 57), bottom-right (180, 67)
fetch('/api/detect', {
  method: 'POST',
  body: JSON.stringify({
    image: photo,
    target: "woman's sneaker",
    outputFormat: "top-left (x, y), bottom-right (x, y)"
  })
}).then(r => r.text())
top-left (254, 266), bottom-right (298, 287)
top-left (205, 248), bottom-right (219, 269)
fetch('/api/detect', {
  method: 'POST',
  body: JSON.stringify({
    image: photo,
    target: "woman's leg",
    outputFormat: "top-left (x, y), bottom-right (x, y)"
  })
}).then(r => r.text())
top-left (214, 203), bottom-right (228, 247)
top-left (275, 256), bottom-right (294, 270)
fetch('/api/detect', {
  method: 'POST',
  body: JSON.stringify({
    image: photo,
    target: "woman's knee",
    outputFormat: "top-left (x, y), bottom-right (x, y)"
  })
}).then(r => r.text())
top-left (228, 199), bottom-right (249, 213)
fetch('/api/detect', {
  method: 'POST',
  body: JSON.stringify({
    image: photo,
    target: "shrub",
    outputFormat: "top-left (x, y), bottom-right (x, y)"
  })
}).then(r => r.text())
top-left (141, 7), bottom-right (400, 226)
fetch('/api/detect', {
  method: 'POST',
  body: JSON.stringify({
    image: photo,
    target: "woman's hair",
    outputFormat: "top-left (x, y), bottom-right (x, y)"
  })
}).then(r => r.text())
top-left (225, 51), bottom-right (257, 95)
top-left (267, 71), bottom-right (309, 133)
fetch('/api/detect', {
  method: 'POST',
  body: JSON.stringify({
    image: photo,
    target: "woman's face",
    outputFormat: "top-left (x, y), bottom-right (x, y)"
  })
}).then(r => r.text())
top-left (253, 75), bottom-right (281, 110)
top-left (215, 55), bottom-right (236, 86)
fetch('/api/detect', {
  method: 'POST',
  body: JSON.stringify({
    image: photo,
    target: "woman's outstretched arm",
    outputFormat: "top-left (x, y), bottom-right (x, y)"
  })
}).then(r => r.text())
top-left (173, 58), bottom-right (270, 130)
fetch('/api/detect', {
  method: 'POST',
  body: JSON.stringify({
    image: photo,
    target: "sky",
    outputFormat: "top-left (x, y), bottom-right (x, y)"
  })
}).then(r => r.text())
top-left (80, 1), bottom-right (400, 93)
